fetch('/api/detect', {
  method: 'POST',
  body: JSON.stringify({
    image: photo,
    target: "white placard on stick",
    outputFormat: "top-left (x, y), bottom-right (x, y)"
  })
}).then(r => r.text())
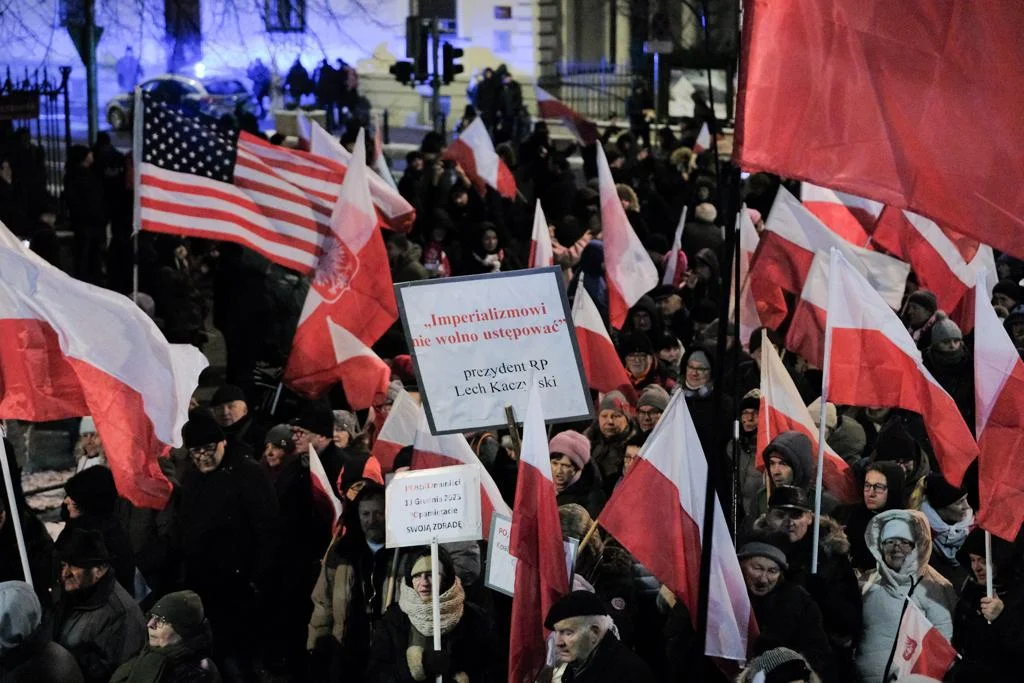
top-left (394, 267), bottom-right (592, 434)
top-left (385, 464), bottom-right (483, 548)
top-left (484, 512), bottom-right (580, 597)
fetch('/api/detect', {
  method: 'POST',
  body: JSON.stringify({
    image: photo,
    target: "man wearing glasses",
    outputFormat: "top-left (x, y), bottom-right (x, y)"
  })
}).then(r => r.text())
top-left (176, 410), bottom-right (279, 681)
top-left (856, 510), bottom-right (956, 683)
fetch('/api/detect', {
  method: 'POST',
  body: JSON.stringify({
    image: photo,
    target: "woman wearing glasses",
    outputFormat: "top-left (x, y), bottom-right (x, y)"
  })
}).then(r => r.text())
top-left (855, 510), bottom-right (957, 683)
top-left (833, 462), bottom-right (906, 574)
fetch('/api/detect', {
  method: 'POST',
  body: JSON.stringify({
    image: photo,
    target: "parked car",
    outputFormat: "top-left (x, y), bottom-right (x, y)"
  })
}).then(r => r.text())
top-left (105, 74), bottom-right (257, 130)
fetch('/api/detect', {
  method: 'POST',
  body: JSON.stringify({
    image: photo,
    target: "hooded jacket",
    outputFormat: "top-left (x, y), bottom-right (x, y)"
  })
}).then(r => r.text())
top-left (755, 432), bottom-right (838, 517)
top-left (833, 462), bottom-right (906, 571)
top-left (855, 510), bottom-right (957, 683)
top-left (0, 581), bottom-right (84, 682)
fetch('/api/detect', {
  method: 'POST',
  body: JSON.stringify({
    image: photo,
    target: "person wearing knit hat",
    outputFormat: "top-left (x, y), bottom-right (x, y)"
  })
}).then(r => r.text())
top-left (586, 391), bottom-right (636, 491)
top-left (292, 404), bottom-right (348, 496)
top-left (549, 430), bottom-right (605, 518)
top-left (110, 590), bottom-right (219, 682)
top-left (992, 278), bottom-right (1024, 310)
top-left (544, 590), bottom-right (654, 680)
top-left (902, 289), bottom-right (942, 349)
top-left (734, 389), bottom-right (762, 517)
top-left (332, 410), bottom-right (360, 449)
top-left (208, 383), bottom-right (264, 454)
top-left (653, 330), bottom-right (684, 383)
top-left (182, 410), bottom-right (228, 473)
top-left (0, 580), bottom-right (84, 680)
top-left (922, 316), bottom-right (975, 434)
top-left (858, 509), bottom-right (956, 683)
top-left (74, 415), bottom-right (107, 472)
top-left (738, 647), bottom-right (815, 683)
top-left (636, 385), bottom-right (669, 434)
top-left (920, 473), bottom-right (973, 586)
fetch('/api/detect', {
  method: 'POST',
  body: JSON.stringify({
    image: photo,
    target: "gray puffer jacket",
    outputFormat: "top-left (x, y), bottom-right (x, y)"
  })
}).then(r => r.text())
top-left (855, 510), bottom-right (956, 683)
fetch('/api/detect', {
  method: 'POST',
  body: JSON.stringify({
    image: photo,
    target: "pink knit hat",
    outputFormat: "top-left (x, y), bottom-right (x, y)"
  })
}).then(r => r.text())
top-left (548, 430), bottom-right (592, 470)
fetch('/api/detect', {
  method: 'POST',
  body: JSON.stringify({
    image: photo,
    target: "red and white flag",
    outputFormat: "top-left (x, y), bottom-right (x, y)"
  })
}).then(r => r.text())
top-left (600, 391), bottom-right (755, 661)
top-left (533, 86), bottom-right (599, 146)
top-left (307, 119), bottom-right (416, 232)
top-left (662, 207), bottom-right (687, 286)
top-left (694, 122), bottom-right (712, 153)
top-left (571, 286), bottom-right (636, 403)
top-left (528, 201), bottom-right (554, 268)
top-left (508, 380), bottom-right (570, 683)
top-left (370, 388), bottom-right (420, 472)
top-left (287, 317), bottom-right (391, 408)
top-left (308, 443), bottom-right (343, 527)
top-left (873, 208), bottom-right (995, 332)
top-left (410, 408), bottom-right (513, 538)
top-left (0, 221), bottom-right (207, 508)
top-left (757, 332), bottom-right (859, 503)
top-left (751, 186), bottom-right (908, 331)
top-left (284, 129), bottom-right (397, 403)
top-left (886, 599), bottom-right (958, 681)
top-left (733, 206), bottom-right (762, 349)
top-left (823, 249), bottom-right (979, 486)
top-left (800, 181), bottom-right (882, 247)
top-left (597, 143), bottom-right (659, 329)
top-left (442, 117), bottom-right (517, 200)
top-left (973, 277), bottom-right (1024, 541)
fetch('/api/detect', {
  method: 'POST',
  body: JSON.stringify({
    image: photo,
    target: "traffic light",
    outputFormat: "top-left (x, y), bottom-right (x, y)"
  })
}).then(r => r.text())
top-left (441, 42), bottom-right (464, 85)
top-left (406, 16), bottom-right (429, 82)
top-left (390, 60), bottom-right (415, 86)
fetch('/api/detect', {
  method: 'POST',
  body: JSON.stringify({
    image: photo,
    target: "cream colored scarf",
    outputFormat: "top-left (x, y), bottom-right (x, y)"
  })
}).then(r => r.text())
top-left (398, 576), bottom-right (465, 637)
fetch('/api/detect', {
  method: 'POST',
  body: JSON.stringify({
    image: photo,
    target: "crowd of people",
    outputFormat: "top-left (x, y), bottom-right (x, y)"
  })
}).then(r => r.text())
top-left (2, 69), bottom-right (1024, 683)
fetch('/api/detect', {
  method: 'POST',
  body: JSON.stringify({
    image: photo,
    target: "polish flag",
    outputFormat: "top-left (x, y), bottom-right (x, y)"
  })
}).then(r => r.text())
top-left (886, 599), bottom-right (958, 681)
top-left (287, 318), bottom-right (391, 409)
top-left (307, 119), bottom-right (415, 232)
top-left (410, 407), bottom-right (513, 538)
top-left (508, 380), bottom-right (570, 683)
top-left (296, 111), bottom-right (312, 151)
top-left (694, 121), bottom-right (712, 153)
top-left (872, 208), bottom-right (996, 332)
top-left (0, 221), bottom-right (207, 509)
top-left (973, 277), bottom-right (1024, 541)
top-left (442, 117), bottom-right (517, 200)
top-left (732, 206), bottom-right (762, 350)
top-left (662, 206), bottom-right (687, 286)
top-left (571, 286), bottom-right (636, 403)
top-left (528, 201), bottom-right (554, 268)
top-left (600, 391), bottom-right (755, 661)
top-left (750, 186), bottom-right (909, 330)
top-left (757, 331), bottom-right (859, 503)
top-left (533, 86), bottom-right (599, 146)
top-left (284, 129), bottom-right (397, 403)
top-left (800, 181), bottom-right (883, 247)
top-left (823, 249), bottom-right (979, 486)
top-left (370, 114), bottom-right (400, 191)
top-left (308, 443), bottom-right (343, 528)
top-left (370, 388), bottom-right (420, 471)
top-left (597, 143), bottom-right (659, 329)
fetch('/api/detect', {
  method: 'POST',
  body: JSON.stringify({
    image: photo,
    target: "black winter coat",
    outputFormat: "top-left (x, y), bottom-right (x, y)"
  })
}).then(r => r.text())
top-left (0, 509), bottom-right (55, 605)
top-left (0, 628), bottom-right (84, 682)
top-left (366, 602), bottom-right (497, 682)
top-left (57, 514), bottom-right (135, 596)
top-left (748, 580), bottom-right (832, 681)
top-left (556, 463), bottom-right (606, 518)
top-left (562, 632), bottom-right (655, 683)
top-left (952, 578), bottom-right (1024, 682)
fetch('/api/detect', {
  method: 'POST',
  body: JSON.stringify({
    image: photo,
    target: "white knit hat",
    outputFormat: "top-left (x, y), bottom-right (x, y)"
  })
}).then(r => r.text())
top-left (79, 416), bottom-right (97, 436)
top-left (880, 518), bottom-right (914, 543)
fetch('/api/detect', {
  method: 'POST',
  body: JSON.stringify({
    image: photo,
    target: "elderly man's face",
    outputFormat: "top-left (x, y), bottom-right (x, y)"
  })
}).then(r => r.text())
top-left (741, 557), bottom-right (781, 596)
top-left (766, 508), bottom-right (814, 543)
top-left (213, 400), bottom-right (247, 428)
top-left (637, 405), bottom-right (662, 432)
top-left (553, 617), bottom-right (602, 665)
top-left (60, 562), bottom-right (105, 593)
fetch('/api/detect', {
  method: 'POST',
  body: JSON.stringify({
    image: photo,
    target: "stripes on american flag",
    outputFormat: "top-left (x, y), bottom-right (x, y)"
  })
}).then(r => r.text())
top-left (137, 93), bottom-right (347, 274)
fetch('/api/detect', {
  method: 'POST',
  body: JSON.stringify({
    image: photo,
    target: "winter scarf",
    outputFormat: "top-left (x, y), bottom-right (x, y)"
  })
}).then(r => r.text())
top-left (921, 501), bottom-right (974, 564)
top-left (472, 249), bottom-right (504, 272)
top-left (682, 380), bottom-right (713, 399)
top-left (398, 577), bottom-right (465, 637)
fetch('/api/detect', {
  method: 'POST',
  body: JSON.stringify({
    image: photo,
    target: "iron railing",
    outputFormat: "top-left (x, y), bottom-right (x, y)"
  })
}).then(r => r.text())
top-left (539, 61), bottom-right (641, 122)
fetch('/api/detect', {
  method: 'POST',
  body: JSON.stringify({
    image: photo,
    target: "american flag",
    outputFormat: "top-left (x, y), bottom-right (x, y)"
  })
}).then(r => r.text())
top-left (137, 92), bottom-right (345, 274)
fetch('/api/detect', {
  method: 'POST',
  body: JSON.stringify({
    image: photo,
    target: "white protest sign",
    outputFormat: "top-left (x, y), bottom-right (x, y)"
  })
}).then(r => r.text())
top-left (394, 267), bottom-right (592, 434)
top-left (484, 512), bottom-right (579, 597)
top-left (385, 464), bottom-right (482, 548)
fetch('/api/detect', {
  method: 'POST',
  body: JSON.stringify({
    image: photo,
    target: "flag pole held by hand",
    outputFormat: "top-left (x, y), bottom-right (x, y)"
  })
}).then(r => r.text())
top-left (505, 404), bottom-right (521, 459)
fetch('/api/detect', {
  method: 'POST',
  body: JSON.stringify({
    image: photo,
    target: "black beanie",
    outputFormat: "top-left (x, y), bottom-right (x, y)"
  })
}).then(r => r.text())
top-left (925, 472), bottom-right (965, 509)
top-left (907, 289), bottom-right (938, 315)
top-left (64, 466), bottom-right (119, 518)
top-left (181, 410), bottom-right (225, 449)
top-left (210, 384), bottom-right (247, 406)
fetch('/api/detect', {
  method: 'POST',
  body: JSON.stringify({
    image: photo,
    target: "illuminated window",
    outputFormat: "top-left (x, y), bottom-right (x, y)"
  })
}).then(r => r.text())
top-left (265, 0), bottom-right (306, 32)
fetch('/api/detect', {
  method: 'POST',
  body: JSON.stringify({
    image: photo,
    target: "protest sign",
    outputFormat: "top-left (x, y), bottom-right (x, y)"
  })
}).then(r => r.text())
top-left (385, 464), bottom-right (483, 548)
top-left (484, 512), bottom-right (579, 597)
top-left (395, 267), bottom-right (592, 434)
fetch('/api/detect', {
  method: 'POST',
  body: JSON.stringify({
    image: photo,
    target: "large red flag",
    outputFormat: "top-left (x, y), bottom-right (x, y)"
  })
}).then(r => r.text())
top-left (570, 286), bottom-right (636, 403)
top-left (596, 143), bottom-right (658, 329)
top-left (284, 129), bottom-right (397, 402)
top-left (600, 391), bottom-right (755, 661)
top-left (872, 208), bottom-right (995, 333)
top-left (736, 0), bottom-right (1024, 260)
top-left (886, 599), bottom-right (958, 681)
top-left (757, 331), bottom-right (858, 504)
top-left (508, 381), bottom-right (569, 683)
top-left (443, 118), bottom-right (517, 200)
top-left (750, 187), bottom-right (908, 331)
top-left (0, 222), bottom-right (207, 508)
top-left (973, 278), bottom-right (1024, 541)
top-left (823, 250), bottom-right (978, 486)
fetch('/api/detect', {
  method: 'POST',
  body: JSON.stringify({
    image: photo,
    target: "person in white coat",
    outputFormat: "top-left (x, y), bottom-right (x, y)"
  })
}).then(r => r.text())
top-left (855, 509), bottom-right (956, 683)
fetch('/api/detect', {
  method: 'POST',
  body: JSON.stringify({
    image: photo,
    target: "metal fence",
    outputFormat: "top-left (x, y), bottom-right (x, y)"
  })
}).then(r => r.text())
top-left (0, 66), bottom-right (72, 201)
top-left (540, 62), bottom-right (640, 122)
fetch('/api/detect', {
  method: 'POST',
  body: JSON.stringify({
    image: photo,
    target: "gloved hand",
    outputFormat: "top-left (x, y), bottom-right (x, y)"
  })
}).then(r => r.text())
top-left (422, 648), bottom-right (452, 676)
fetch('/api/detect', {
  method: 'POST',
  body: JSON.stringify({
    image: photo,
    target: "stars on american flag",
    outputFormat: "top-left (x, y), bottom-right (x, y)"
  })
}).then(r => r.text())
top-left (140, 92), bottom-right (237, 183)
